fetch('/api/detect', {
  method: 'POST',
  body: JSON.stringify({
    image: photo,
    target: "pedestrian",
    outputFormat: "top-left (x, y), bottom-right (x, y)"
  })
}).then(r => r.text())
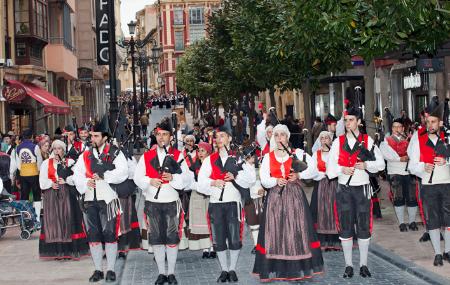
top-left (253, 124), bottom-right (323, 282)
top-left (379, 118), bottom-right (418, 232)
top-left (133, 117), bottom-right (189, 285)
top-left (72, 116), bottom-right (129, 282)
top-left (140, 113), bottom-right (149, 137)
top-left (326, 104), bottom-right (385, 278)
top-left (311, 116), bottom-right (324, 144)
top-left (38, 139), bottom-right (89, 260)
top-left (408, 96), bottom-right (450, 266)
top-left (16, 129), bottom-right (43, 223)
top-left (310, 131), bottom-right (340, 251)
top-left (197, 126), bottom-right (256, 282)
top-left (38, 139), bottom-right (50, 161)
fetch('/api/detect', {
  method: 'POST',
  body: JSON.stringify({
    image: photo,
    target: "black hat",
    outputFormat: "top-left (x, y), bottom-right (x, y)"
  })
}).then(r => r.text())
top-left (54, 127), bottom-right (62, 135)
top-left (92, 115), bottom-right (111, 135)
top-left (78, 124), bottom-right (89, 132)
top-left (157, 117), bottom-right (173, 134)
top-left (216, 125), bottom-right (232, 136)
top-left (344, 106), bottom-right (362, 119)
top-left (242, 144), bottom-right (257, 158)
top-left (425, 96), bottom-right (444, 120)
top-left (64, 124), bottom-right (75, 133)
top-left (392, 117), bottom-right (404, 125)
top-left (22, 128), bottom-right (33, 138)
top-left (324, 113), bottom-right (338, 125)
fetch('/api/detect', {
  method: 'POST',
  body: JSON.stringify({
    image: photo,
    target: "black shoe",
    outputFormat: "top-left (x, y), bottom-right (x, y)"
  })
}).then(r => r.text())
top-left (217, 271), bottom-right (229, 283)
top-left (251, 247), bottom-right (256, 254)
top-left (359, 266), bottom-right (372, 278)
top-left (105, 271), bottom-right (116, 282)
top-left (419, 232), bottom-right (430, 242)
top-left (209, 251), bottom-right (217, 259)
top-left (443, 252), bottom-right (450, 263)
top-left (167, 274), bottom-right (178, 284)
top-left (399, 223), bottom-right (408, 232)
top-left (118, 252), bottom-right (127, 259)
top-left (89, 271), bottom-right (104, 282)
top-left (155, 274), bottom-right (168, 285)
top-left (343, 266), bottom-right (353, 278)
top-left (202, 251), bottom-right (210, 259)
top-left (441, 233), bottom-right (445, 241)
top-left (434, 254), bottom-right (444, 266)
top-left (228, 270), bottom-right (238, 282)
top-left (408, 222), bottom-right (419, 231)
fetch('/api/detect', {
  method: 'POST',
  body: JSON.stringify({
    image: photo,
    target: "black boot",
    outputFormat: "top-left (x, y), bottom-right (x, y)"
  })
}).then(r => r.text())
top-left (202, 251), bottom-right (210, 259)
top-left (419, 232), bottom-right (430, 242)
top-left (155, 274), bottom-right (168, 285)
top-left (399, 223), bottom-right (408, 232)
top-left (209, 251), bottom-right (217, 259)
top-left (88, 271), bottom-right (104, 283)
top-left (443, 252), bottom-right (450, 263)
top-left (105, 271), bottom-right (116, 282)
top-left (118, 252), bottom-right (127, 259)
top-left (434, 254), bottom-right (444, 266)
top-left (167, 274), bottom-right (178, 284)
top-left (359, 266), bottom-right (372, 278)
top-left (217, 271), bottom-right (229, 283)
top-left (228, 270), bottom-right (238, 282)
top-left (251, 247), bottom-right (256, 254)
top-left (408, 222), bottom-right (418, 231)
top-left (343, 266), bottom-right (353, 278)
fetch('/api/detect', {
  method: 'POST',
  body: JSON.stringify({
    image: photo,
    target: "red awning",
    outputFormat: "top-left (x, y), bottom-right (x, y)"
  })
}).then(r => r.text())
top-left (3, 80), bottom-right (70, 115)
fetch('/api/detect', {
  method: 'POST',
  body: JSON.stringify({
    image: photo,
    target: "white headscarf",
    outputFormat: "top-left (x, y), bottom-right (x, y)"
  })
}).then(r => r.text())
top-left (269, 124), bottom-right (290, 151)
top-left (50, 140), bottom-right (66, 158)
top-left (318, 131), bottom-right (333, 150)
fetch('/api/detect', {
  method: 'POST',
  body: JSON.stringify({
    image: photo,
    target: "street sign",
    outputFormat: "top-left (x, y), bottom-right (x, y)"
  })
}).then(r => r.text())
top-left (416, 58), bottom-right (444, 73)
top-left (96, 0), bottom-right (112, 65)
top-left (69, 95), bottom-right (84, 106)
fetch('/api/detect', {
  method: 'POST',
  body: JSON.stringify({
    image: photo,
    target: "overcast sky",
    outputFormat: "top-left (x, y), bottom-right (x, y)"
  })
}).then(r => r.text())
top-left (120, 0), bottom-right (156, 36)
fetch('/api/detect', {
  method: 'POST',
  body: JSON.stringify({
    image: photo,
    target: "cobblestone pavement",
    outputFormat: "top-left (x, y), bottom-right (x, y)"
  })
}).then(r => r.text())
top-left (121, 230), bottom-right (432, 285)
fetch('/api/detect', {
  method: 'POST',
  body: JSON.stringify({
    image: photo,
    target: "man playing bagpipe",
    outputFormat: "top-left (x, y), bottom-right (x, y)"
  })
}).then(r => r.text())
top-left (197, 125), bottom-right (256, 283)
top-left (72, 116), bottom-right (129, 283)
top-left (133, 117), bottom-right (189, 285)
top-left (64, 124), bottom-right (87, 161)
top-left (327, 105), bottom-right (385, 279)
top-left (380, 117), bottom-right (419, 232)
top-left (408, 96), bottom-right (450, 266)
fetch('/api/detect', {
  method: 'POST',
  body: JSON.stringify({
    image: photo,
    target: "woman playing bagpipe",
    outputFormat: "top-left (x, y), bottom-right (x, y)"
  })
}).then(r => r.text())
top-left (252, 124), bottom-right (324, 282)
top-left (185, 142), bottom-right (216, 258)
top-left (133, 117), bottom-right (189, 285)
top-left (38, 139), bottom-right (89, 260)
top-left (197, 125), bottom-right (256, 283)
top-left (310, 131), bottom-right (341, 251)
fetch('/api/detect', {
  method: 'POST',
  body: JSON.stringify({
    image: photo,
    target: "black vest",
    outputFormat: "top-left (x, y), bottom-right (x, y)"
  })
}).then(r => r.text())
top-left (0, 155), bottom-right (11, 182)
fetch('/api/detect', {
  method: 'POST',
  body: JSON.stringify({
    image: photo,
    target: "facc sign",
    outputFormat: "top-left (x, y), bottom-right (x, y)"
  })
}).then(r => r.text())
top-left (403, 73), bottom-right (422, 89)
top-left (96, 0), bottom-right (111, 65)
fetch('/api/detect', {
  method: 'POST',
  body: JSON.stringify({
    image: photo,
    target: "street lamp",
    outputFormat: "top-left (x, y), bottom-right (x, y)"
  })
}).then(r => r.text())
top-left (127, 20), bottom-right (137, 36)
top-left (127, 20), bottom-right (140, 152)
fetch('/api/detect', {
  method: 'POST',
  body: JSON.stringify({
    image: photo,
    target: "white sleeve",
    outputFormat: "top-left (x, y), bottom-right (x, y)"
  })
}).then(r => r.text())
top-left (407, 131), bottom-right (418, 157)
top-left (133, 155), bottom-right (151, 192)
top-left (235, 162), bottom-right (256, 189)
top-left (39, 160), bottom-right (53, 190)
top-left (168, 155), bottom-right (187, 190)
top-left (336, 117), bottom-right (345, 137)
top-left (256, 120), bottom-right (267, 147)
top-left (197, 156), bottom-right (214, 196)
top-left (296, 149), bottom-right (317, 180)
top-left (103, 151), bottom-right (129, 185)
top-left (259, 153), bottom-right (277, 188)
top-left (72, 156), bottom-right (88, 195)
top-left (35, 145), bottom-right (43, 169)
top-left (127, 157), bottom-right (138, 179)
top-left (326, 139), bottom-right (342, 179)
top-left (365, 137), bottom-right (386, 173)
top-left (9, 155), bottom-right (17, 180)
top-left (407, 134), bottom-right (425, 178)
top-left (65, 159), bottom-right (76, 186)
top-left (379, 140), bottom-right (401, 162)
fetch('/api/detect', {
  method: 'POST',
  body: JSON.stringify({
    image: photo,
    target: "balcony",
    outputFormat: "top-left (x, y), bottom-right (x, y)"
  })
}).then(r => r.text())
top-left (46, 37), bottom-right (78, 80)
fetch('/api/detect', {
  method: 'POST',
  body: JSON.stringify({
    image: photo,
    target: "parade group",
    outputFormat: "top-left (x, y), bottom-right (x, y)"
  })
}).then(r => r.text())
top-left (0, 94), bottom-right (449, 285)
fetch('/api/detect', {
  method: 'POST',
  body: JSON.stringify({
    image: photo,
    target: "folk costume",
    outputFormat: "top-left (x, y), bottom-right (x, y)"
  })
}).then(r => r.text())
top-left (408, 96), bottom-right (450, 266)
top-left (252, 124), bottom-right (324, 282)
top-left (38, 140), bottom-right (89, 260)
top-left (197, 126), bottom-right (256, 283)
top-left (72, 117), bottom-right (129, 282)
top-left (133, 117), bottom-right (188, 285)
top-left (327, 106), bottom-right (385, 278)
top-left (379, 118), bottom-right (418, 232)
top-left (310, 131), bottom-right (340, 251)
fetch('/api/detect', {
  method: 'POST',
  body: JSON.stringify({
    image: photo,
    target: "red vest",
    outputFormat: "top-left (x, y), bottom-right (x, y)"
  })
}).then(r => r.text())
top-left (73, 140), bottom-right (84, 152)
top-left (418, 131), bottom-right (445, 164)
top-left (83, 144), bottom-right (111, 179)
top-left (183, 149), bottom-right (197, 168)
top-left (386, 136), bottom-right (408, 157)
top-left (48, 158), bottom-right (57, 182)
top-left (338, 134), bottom-right (368, 167)
top-left (317, 150), bottom-right (326, 172)
top-left (209, 152), bottom-right (227, 180)
top-left (262, 142), bottom-right (270, 156)
top-left (269, 150), bottom-right (292, 179)
top-left (144, 147), bottom-right (181, 183)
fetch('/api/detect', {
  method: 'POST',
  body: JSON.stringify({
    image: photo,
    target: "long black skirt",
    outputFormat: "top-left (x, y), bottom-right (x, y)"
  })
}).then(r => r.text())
top-left (252, 181), bottom-right (324, 282)
top-left (118, 194), bottom-right (142, 252)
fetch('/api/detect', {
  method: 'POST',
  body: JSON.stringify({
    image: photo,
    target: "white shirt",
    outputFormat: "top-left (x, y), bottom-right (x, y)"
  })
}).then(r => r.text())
top-left (259, 148), bottom-right (317, 189)
top-left (133, 147), bottom-right (188, 203)
top-left (39, 158), bottom-right (75, 190)
top-left (379, 136), bottom-right (409, 175)
top-left (197, 149), bottom-right (256, 203)
top-left (327, 134), bottom-right (385, 186)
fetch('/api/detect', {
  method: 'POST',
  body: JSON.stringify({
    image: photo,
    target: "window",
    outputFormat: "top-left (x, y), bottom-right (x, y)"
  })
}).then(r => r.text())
top-left (189, 7), bottom-right (204, 25)
top-left (63, 3), bottom-right (73, 49)
top-left (16, 42), bottom-right (26, 57)
top-left (173, 8), bottom-right (183, 25)
top-left (30, 44), bottom-right (42, 58)
top-left (174, 30), bottom-right (184, 51)
top-left (189, 25), bottom-right (205, 43)
top-left (15, 0), bottom-right (30, 35)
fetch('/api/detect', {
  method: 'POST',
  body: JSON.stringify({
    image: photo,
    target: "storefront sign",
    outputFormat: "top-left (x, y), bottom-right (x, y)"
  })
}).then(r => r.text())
top-left (69, 95), bottom-right (84, 106)
top-left (416, 58), bottom-right (444, 73)
top-left (78, 68), bottom-right (93, 81)
top-left (95, 0), bottom-right (111, 65)
top-left (403, 73), bottom-right (422, 89)
top-left (2, 82), bottom-right (27, 103)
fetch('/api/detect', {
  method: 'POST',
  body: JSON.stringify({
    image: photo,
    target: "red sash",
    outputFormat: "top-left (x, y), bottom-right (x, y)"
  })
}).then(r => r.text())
top-left (183, 149), bottom-right (197, 168)
top-left (419, 131), bottom-right (445, 164)
top-left (144, 147), bottom-right (181, 183)
top-left (83, 144), bottom-right (111, 179)
top-left (209, 152), bottom-right (227, 180)
top-left (317, 150), bottom-right (326, 172)
top-left (386, 136), bottom-right (408, 157)
top-left (338, 134), bottom-right (368, 167)
top-left (269, 150), bottom-right (292, 179)
top-left (48, 158), bottom-right (57, 182)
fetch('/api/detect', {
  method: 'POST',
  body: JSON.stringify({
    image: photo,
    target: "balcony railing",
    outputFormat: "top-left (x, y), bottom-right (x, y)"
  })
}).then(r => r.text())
top-left (48, 37), bottom-right (76, 52)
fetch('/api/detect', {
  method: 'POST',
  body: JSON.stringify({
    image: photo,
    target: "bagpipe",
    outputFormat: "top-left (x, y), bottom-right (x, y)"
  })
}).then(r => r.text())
top-left (345, 129), bottom-right (377, 187)
top-left (153, 143), bottom-right (183, 199)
